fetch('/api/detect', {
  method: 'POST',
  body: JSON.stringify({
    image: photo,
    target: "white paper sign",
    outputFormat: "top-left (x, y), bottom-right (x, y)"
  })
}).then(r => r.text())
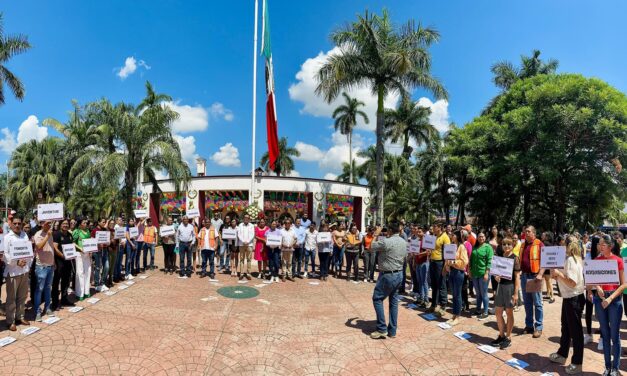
top-left (0, 336), bottom-right (16, 347)
top-left (128, 227), bottom-right (139, 238)
top-left (584, 260), bottom-right (619, 285)
top-left (266, 234), bottom-right (282, 247)
top-left (96, 231), bottom-right (110, 245)
top-left (422, 234), bottom-right (436, 250)
top-left (118, 284), bottom-right (129, 290)
top-left (133, 209), bottom-right (148, 219)
top-left (42, 316), bottom-right (60, 325)
top-left (186, 208), bottom-right (200, 219)
top-left (222, 228), bottom-right (237, 240)
top-left (8, 239), bottom-right (33, 260)
top-left (160, 225), bottom-right (175, 237)
top-left (477, 344), bottom-right (499, 354)
top-left (87, 297), bottom-right (100, 304)
top-left (21, 326), bottom-right (40, 336)
top-left (408, 239), bottom-right (421, 253)
top-left (541, 246), bottom-right (566, 269)
top-left (443, 244), bottom-right (457, 260)
top-left (82, 238), bottom-right (98, 253)
top-left (114, 227), bottom-right (126, 240)
top-left (490, 256), bottom-right (514, 280)
top-left (68, 306), bottom-right (84, 313)
top-left (37, 202), bottom-right (64, 221)
top-left (62, 243), bottom-right (78, 260)
top-left (317, 232), bottom-right (332, 243)
top-left (438, 322), bottom-right (452, 330)
top-left (104, 290), bottom-right (117, 296)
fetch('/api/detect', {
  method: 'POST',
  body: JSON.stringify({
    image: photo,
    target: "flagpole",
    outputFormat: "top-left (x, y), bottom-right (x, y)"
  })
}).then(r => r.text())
top-left (250, 0), bottom-right (259, 206)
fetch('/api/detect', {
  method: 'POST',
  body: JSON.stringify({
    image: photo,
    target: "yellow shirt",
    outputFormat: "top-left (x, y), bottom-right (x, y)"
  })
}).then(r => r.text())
top-left (431, 233), bottom-right (451, 261)
top-left (513, 241), bottom-right (521, 257)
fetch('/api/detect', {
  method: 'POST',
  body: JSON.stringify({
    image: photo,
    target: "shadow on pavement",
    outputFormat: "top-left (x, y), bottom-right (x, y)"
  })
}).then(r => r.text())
top-left (345, 317), bottom-right (377, 335)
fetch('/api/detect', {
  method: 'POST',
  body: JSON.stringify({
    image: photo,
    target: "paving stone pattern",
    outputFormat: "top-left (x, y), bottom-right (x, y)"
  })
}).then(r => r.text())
top-left (0, 247), bottom-right (624, 375)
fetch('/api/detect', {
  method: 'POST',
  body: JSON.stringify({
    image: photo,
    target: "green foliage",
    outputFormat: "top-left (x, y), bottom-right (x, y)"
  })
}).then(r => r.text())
top-left (0, 13), bottom-right (31, 105)
top-left (332, 92), bottom-right (368, 183)
top-left (260, 137), bottom-right (300, 176)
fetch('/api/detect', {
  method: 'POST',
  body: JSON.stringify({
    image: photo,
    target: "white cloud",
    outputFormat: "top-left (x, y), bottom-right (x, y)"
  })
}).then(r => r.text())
top-left (0, 115), bottom-right (48, 155)
top-left (164, 101), bottom-right (209, 133)
top-left (174, 134), bottom-right (198, 168)
top-left (294, 141), bottom-right (324, 161)
top-left (117, 56), bottom-right (150, 80)
top-left (417, 97), bottom-right (450, 133)
top-left (211, 143), bottom-right (241, 167)
top-left (323, 173), bottom-right (338, 180)
top-left (289, 46), bottom-right (400, 131)
top-left (210, 102), bottom-right (234, 122)
top-left (286, 170), bottom-right (300, 177)
top-left (296, 130), bottom-right (366, 176)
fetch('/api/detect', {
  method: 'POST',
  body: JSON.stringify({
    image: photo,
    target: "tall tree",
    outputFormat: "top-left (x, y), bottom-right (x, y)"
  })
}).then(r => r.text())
top-left (336, 160), bottom-right (359, 184)
top-left (260, 137), bottom-right (300, 176)
top-left (0, 12), bottom-right (31, 105)
top-left (384, 95), bottom-right (435, 158)
top-left (332, 92), bottom-right (369, 183)
top-left (316, 9), bottom-right (447, 223)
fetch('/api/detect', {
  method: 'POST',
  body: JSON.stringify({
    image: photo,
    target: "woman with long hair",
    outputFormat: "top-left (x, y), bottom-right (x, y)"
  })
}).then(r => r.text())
top-left (490, 236), bottom-right (521, 350)
top-left (470, 232), bottom-right (493, 320)
top-left (254, 218), bottom-right (269, 278)
top-left (444, 230), bottom-right (468, 326)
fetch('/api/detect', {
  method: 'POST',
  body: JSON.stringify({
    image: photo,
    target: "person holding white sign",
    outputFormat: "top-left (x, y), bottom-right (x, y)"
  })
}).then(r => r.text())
top-left (586, 234), bottom-right (626, 375)
top-left (490, 237), bottom-right (520, 351)
top-left (161, 217), bottom-right (177, 275)
top-left (91, 219), bottom-right (110, 293)
top-left (280, 219), bottom-right (298, 282)
top-left (316, 223), bottom-right (333, 281)
top-left (265, 220), bottom-right (282, 282)
top-left (548, 236), bottom-right (585, 374)
top-left (32, 221), bottom-right (56, 321)
top-left (237, 214), bottom-right (256, 281)
top-left (176, 216), bottom-right (197, 278)
top-left (443, 231), bottom-right (469, 326)
top-left (73, 219), bottom-right (92, 301)
top-left (52, 219), bottom-right (75, 309)
top-left (3, 216), bottom-right (32, 331)
top-left (254, 218), bottom-right (269, 279)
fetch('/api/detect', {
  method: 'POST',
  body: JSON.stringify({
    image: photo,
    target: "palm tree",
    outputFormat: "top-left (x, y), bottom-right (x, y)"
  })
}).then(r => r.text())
top-left (8, 138), bottom-right (66, 210)
top-left (260, 137), bottom-right (300, 176)
top-left (384, 95), bottom-right (436, 158)
top-left (491, 50), bottom-right (559, 91)
top-left (316, 9), bottom-right (447, 223)
top-left (137, 81), bottom-right (172, 113)
top-left (332, 92), bottom-right (369, 183)
top-left (70, 89), bottom-right (191, 216)
top-left (0, 13), bottom-right (31, 105)
top-left (336, 160), bottom-right (359, 183)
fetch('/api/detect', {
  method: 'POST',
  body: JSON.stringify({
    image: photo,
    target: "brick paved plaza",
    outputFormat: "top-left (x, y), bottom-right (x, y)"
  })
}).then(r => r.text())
top-left (0, 248), bottom-right (622, 375)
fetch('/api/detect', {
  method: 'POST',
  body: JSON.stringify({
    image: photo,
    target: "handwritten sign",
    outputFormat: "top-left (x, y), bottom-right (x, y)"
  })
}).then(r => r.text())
top-left (133, 209), bottom-right (148, 219)
top-left (82, 238), bottom-right (98, 253)
top-left (584, 260), bottom-right (619, 285)
top-left (62, 244), bottom-right (78, 260)
top-left (422, 234), bottom-right (436, 250)
top-left (490, 256), bottom-right (514, 280)
top-left (266, 234), bottom-right (282, 247)
top-left (186, 208), bottom-right (200, 219)
top-left (96, 231), bottom-right (110, 245)
top-left (128, 227), bottom-right (139, 238)
top-left (8, 240), bottom-right (33, 260)
top-left (408, 239), bottom-right (421, 253)
top-left (114, 227), bottom-right (126, 240)
top-left (160, 225), bottom-right (175, 237)
top-left (317, 232), bottom-right (332, 243)
top-left (222, 228), bottom-right (236, 240)
top-left (443, 244), bottom-right (457, 260)
top-left (37, 202), bottom-right (64, 221)
top-left (540, 246), bottom-right (566, 269)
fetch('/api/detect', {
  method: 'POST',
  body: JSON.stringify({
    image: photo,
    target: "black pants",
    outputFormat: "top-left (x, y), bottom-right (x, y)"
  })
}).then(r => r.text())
top-left (410, 260), bottom-right (419, 293)
top-left (52, 257), bottom-right (72, 306)
top-left (345, 251), bottom-right (359, 278)
top-left (29, 259), bottom-right (37, 304)
top-left (399, 258), bottom-right (407, 293)
top-left (462, 274), bottom-right (469, 309)
top-left (557, 294), bottom-right (585, 365)
top-left (585, 298), bottom-right (593, 335)
top-left (163, 243), bottom-right (176, 271)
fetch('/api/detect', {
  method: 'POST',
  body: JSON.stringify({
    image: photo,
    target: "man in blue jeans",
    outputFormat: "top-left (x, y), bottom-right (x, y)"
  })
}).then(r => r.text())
top-left (292, 218), bottom-right (307, 278)
top-left (176, 216), bottom-right (196, 278)
top-left (370, 222), bottom-right (407, 339)
top-left (520, 225), bottom-right (545, 338)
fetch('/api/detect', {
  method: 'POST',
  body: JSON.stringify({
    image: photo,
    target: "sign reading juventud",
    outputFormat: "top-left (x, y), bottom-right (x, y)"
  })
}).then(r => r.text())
top-left (37, 203), bottom-right (64, 221)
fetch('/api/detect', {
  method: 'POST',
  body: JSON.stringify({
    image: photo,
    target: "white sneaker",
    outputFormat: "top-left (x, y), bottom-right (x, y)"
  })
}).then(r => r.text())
top-left (303, 272), bottom-right (308, 278)
top-left (257, 274), bottom-right (263, 279)
top-left (128, 275), bottom-right (135, 280)
top-left (274, 277), bottom-right (280, 283)
top-left (583, 333), bottom-right (593, 345)
top-left (68, 288), bottom-right (74, 294)
top-left (598, 340), bottom-right (604, 351)
top-left (124, 275), bottom-right (129, 281)
top-left (101, 285), bottom-right (109, 292)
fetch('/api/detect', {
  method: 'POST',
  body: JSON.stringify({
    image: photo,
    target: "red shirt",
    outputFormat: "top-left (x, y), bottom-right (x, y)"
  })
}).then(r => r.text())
top-left (596, 253), bottom-right (624, 291)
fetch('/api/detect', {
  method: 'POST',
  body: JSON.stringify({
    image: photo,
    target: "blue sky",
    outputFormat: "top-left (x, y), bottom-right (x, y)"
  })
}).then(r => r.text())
top-left (1, 0), bottom-right (626, 179)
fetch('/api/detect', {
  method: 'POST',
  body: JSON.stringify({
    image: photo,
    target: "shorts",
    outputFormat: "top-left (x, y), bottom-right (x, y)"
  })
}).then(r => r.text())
top-left (494, 283), bottom-right (515, 308)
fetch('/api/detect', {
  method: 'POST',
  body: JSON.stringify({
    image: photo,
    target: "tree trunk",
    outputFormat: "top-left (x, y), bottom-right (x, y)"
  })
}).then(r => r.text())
top-left (348, 132), bottom-right (353, 184)
top-left (375, 86), bottom-right (385, 225)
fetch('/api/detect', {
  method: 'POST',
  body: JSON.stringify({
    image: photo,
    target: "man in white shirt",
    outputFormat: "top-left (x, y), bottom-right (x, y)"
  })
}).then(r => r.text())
top-left (176, 216), bottom-right (196, 278)
top-left (3, 216), bottom-right (32, 331)
top-left (237, 214), bottom-right (255, 280)
top-left (211, 212), bottom-right (223, 233)
top-left (300, 214), bottom-right (311, 229)
top-left (280, 219), bottom-right (297, 282)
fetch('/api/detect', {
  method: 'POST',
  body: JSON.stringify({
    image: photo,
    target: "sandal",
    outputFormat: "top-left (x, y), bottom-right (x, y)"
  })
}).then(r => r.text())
top-left (549, 353), bottom-right (566, 365)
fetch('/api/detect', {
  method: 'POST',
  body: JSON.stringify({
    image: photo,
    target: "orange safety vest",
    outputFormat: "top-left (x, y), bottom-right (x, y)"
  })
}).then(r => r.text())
top-left (197, 226), bottom-right (217, 250)
top-left (144, 226), bottom-right (156, 244)
top-left (526, 238), bottom-right (543, 273)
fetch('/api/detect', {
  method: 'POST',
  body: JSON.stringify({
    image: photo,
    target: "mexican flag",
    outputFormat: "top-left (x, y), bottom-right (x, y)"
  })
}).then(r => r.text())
top-left (261, 0), bottom-right (280, 172)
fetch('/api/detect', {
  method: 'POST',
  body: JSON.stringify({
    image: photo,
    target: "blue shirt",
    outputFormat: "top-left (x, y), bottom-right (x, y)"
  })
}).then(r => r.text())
top-left (294, 226), bottom-right (307, 246)
top-left (300, 218), bottom-right (311, 228)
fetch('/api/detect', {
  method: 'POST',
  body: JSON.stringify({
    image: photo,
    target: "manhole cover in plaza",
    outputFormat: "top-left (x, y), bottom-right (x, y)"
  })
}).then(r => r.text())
top-left (217, 286), bottom-right (260, 299)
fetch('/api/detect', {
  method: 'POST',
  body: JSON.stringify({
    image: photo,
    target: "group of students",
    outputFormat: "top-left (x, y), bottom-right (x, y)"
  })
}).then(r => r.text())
top-left (0, 214), bottom-right (159, 332)
top-left (405, 222), bottom-right (627, 376)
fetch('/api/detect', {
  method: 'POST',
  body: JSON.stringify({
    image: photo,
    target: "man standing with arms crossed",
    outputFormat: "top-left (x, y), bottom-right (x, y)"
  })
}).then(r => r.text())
top-left (237, 214), bottom-right (255, 280)
top-left (370, 222), bottom-right (407, 339)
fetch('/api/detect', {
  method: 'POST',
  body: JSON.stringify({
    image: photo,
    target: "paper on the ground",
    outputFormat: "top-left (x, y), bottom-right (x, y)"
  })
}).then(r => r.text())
top-left (506, 358), bottom-right (529, 370)
top-left (477, 345), bottom-right (499, 354)
top-left (208, 279), bottom-right (219, 282)
top-left (201, 296), bottom-right (218, 302)
top-left (87, 297), bottom-right (100, 304)
top-left (68, 306), bottom-right (84, 313)
top-left (263, 280), bottom-right (273, 284)
top-left (21, 326), bottom-right (40, 336)
top-left (43, 316), bottom-right (61, 325)
top-left (177, 276), bottom-right (188, 279)
top-left (453, 331), bottom-right (471, 340)
top-left (237, 280), bottom-right (248, 284)
top-left (254, 283), bottom-right (266, 288)
top-left (308, 281), bottom-right (319, 285)
top-left (257, 299), bottom-right (270, 305)
top-left (351, 280), bottom-right (360, 284)
top-left (0, 336), bottom-right (16, 347)
top-left (125, 281), bottom-right (135, 285)
top-left (118, 284), bottom-right (129, 290)
top-left (104, 290), bottom-right (117, 296)
top-left (139, 275), bottom-right (148, 279)
top-left (420, 313), bottom-right (436, 321)
top-left (437, 322), bottom-right (452, 330)
top-left (540, 373), bottom-right (555, 376)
